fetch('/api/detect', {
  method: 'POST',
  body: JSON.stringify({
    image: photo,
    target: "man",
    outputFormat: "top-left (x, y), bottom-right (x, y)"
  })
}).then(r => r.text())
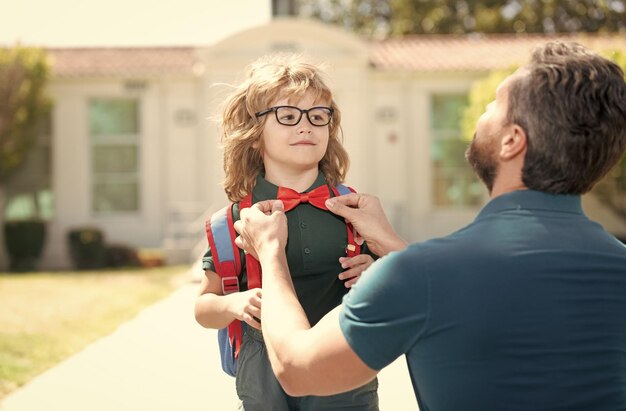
top-left (234, 42), bottom-right (626, 410)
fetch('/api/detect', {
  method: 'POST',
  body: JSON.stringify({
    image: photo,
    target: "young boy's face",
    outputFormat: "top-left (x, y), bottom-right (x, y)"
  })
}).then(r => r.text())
top-left (259, 89), bottom-right (331, 177)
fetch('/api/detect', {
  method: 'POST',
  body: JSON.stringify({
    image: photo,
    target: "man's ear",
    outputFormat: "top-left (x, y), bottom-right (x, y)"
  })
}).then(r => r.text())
top-left (500, 124), bottom-right (527, 160)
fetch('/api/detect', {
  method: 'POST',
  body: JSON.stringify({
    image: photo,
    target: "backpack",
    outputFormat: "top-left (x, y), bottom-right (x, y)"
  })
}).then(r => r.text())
top-left (204, 184), bottom-right (360, 377)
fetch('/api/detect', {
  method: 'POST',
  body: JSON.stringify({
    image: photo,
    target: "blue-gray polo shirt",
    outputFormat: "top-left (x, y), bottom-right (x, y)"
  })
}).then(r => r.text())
top-left (340, 190), bottom-right (626, 411)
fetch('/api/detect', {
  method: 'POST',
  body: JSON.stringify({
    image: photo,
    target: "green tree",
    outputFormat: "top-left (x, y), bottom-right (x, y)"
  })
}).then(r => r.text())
top-left (0, 46), bottom-right (51, 268)
top-left (297, 0), bottom-right (626, 37)
top-left (461, 66), bottom-right (516, 141)
top-left (297, 0), bottom-right (392, 38)
top-left (462, 51), bottom-right (626, 220)
top-left (0, 46), bottom-right (50, 183)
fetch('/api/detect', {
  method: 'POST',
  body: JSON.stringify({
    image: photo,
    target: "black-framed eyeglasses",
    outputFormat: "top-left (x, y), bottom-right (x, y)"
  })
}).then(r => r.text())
top-left (255, 105), bottom-right (334, 127)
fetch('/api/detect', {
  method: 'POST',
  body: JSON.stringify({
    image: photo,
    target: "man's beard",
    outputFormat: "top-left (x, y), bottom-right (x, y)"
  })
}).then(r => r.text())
top-left (466, 133), bottom-right (499, 193)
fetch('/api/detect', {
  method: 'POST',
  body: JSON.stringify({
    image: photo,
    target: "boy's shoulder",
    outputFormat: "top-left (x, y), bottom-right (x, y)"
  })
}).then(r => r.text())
top-left (334, 183), bottom-right (355, 196)
top-left (230, 202), bottom-right (241, 222)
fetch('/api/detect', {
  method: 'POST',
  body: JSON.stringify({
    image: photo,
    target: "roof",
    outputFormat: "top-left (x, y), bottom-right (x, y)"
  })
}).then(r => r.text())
top-left (45, 34), bottom-right (626, 77)
top-left (47, 47), bottom-right (197, 78)
top-left (370, 34), bottom-right (626, 71)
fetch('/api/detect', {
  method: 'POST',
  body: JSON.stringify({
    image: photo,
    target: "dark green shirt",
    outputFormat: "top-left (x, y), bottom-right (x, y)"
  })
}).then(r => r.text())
top-left (203, 172), bottom-right (365, 326)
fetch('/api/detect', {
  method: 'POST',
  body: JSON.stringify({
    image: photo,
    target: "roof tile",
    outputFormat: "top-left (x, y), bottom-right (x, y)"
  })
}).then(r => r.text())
top-left (48, 47), bottom-right (197, 77)
top-left (370, 34), bottom-right (626, 71)
top-left (45, 34), bottom-right (626, 77)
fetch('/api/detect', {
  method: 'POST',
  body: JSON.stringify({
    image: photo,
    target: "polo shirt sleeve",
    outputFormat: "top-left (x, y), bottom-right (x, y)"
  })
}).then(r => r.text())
top-left (339, 247), bottom-right (429, 371)
top-left (201, 247), bottom-right (215, 271)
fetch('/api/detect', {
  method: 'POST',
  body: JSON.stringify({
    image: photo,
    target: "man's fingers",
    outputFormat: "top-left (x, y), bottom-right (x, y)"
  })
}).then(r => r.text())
top-left (249, 199), bottom-right (284, 215)
top-left (271, 200), bottom-right (285, 213)
top-left (248, 306), bottom-right (262, 320)
top-left (252, 199), bottom-right (276, 214)
top-left (354, 229), bottom-right (364, 245)
top-left (325, 193), bottom-right (359, 220)
top-left (251, 292), bottom-right (262, 308)
top-left (234, 198), bottom-right (288, 259)
top-left (327, 192), bottom-right (360, 207)
top-left (234, 235), bottom-right (259, 259)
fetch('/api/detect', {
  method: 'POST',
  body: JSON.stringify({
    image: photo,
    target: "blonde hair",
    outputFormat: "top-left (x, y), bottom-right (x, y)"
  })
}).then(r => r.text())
top-left (220, 53), bottom-right (349, 202)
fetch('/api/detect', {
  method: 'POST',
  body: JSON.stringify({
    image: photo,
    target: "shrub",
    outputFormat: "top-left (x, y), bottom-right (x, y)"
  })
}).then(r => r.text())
top-left (67, 227), bottom-right (106, 269)
top-left (3, 220), bottom-right (46, 271)
top-left (105, 244), bottom-right (141, 268)
top-left (137, 249), bottom-right (165, 268)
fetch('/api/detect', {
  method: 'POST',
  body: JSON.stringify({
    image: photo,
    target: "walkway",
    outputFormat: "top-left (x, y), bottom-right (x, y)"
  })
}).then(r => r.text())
top-left (0, 274), bottom-right (418, 410)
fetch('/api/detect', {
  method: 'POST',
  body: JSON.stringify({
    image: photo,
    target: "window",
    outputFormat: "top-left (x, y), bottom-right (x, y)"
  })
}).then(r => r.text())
top-left (89, 98), bottom-right (140, 213)
top-left (430, 94), bottom-right (483, 208)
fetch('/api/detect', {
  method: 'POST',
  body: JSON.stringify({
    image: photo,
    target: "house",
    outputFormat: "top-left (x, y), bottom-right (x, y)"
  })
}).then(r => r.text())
top-left (2, 17), bottom-right (625, 270)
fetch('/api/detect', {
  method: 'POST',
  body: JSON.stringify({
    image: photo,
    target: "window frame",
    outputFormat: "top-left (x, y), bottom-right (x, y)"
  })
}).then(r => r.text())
top-left (429, 93), bottom-right (484, 209)
top-left (88, 97), bottom-right (142, 215)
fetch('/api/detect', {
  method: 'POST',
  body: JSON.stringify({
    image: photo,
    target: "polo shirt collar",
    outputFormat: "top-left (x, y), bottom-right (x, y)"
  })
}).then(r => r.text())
top-left (253, 171), bottom-right (328, 201)
top-left (475, 189), bottom-right (583, 221)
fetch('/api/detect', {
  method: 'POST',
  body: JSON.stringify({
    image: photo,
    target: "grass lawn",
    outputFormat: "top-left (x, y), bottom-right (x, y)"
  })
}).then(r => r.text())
top-left (0, 266), bottom-right (189, 400)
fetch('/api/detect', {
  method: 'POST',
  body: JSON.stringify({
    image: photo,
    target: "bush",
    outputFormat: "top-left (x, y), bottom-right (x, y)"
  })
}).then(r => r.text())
top-left (67, 227), bottom-right (106, 270)
top-left (105, 244), bottom-right (141, 268)
top-left (137, 249), bottom-right (165, 268)
top-left (3, 220), bottom-right (46, 271)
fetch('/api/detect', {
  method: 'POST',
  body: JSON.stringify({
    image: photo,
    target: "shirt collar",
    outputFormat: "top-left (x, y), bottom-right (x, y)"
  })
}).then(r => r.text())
top-left (252, 171), bottom-right (328, 201)
top-left (475, 189), bottom-right (583, 221)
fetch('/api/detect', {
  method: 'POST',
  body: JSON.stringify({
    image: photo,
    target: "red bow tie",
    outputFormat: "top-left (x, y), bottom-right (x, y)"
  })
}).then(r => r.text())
top-left (276, 185), bottom-right (331, 212)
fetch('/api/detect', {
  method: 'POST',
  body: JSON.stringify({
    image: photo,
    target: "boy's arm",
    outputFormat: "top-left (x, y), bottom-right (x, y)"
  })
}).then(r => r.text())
top-left (194, 269), bottom-right (262, 330)
top-left (196, 202), bottom-right (262, 330)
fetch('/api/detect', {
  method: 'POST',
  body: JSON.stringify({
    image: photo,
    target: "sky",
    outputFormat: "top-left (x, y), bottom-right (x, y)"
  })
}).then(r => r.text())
top-left (0, 0), bottom-right (272, 47)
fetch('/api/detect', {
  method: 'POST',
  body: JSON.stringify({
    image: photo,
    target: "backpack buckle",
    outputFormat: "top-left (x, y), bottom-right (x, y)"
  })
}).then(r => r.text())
top-left (221, 276), bottom-right (239, 295)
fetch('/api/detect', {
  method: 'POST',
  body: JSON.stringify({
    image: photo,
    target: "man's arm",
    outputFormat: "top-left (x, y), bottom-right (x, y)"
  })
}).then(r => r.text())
top-left (234, 201), bottom-right (378, 396)
top-left (260, 251), bottom-right (377, 396)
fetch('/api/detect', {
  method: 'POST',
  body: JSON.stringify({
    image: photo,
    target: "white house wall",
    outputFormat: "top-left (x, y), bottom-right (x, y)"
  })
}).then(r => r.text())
top-left (330, 64), bottom-right (372, 195)
top-left (413, 72), bottom-right (488, 241)
top-left (29, 19), bottom-right (625, 271)
top-left (368, 74), bottom-right (411, 240)
top-left (43, 76), bottom-right (203, 269)
top-left (162, 79), bottom-right (202, 205)
top-left (366, 71), bottom-right (487, 243)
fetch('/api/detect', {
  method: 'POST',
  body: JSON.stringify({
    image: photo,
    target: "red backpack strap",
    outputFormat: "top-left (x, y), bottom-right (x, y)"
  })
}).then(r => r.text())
top-left (206, 204), bottom-right (241, 294)
top-left (332, 184), bottom-right (361, 257)
top-left (238, 194), bottom-right (262, 290)
top-left (205, 204), bottom-right (244, 359)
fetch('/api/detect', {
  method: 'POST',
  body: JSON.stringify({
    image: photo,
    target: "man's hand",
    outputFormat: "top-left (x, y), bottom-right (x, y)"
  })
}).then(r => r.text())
top-left (325, 193), bottom-right (408, 256)
top-left (234, 200), bottom-right (288, 261)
